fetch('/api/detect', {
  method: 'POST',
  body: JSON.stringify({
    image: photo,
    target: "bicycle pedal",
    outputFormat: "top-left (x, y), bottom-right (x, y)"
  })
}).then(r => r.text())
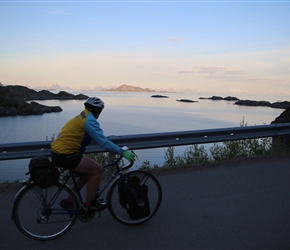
top-left (78, 209), bottom-right (95, 222)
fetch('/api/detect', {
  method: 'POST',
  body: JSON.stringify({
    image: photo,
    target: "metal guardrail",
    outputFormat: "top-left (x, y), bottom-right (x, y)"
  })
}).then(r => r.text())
top-left (1, 123), bottom-right (290, 161)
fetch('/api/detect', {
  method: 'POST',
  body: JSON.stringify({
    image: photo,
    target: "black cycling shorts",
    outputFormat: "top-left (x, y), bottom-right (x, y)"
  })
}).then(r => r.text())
top-left (51, 151), bottom-right (83, 170)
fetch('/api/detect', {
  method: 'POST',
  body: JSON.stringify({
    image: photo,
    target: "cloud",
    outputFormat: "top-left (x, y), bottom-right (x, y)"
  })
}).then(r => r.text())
top-left (181, 66), bottom-right (224, 72)
top-left (195, 66), bottom-right (225, 74)
top-left (170, 37), bottom-right (182, 43)
top-left (47, 9), bottom-right (70, 15)
top-left (1, 46), bottom-right (289, 95)
top-left (178, 66), bottom-right (226, 76)
top-left (176, 66), bottom-right (248, 86)
top-left (224, 70), bottom-right (244, 75)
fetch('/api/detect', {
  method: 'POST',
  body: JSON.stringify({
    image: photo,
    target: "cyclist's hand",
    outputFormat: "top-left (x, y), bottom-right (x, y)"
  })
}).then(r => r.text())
top-left (122, 150), bottom-right (136, 162)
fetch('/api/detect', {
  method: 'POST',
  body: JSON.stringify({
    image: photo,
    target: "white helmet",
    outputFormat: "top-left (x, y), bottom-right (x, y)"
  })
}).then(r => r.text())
top-left (84, 97), bottom-right (105, 109)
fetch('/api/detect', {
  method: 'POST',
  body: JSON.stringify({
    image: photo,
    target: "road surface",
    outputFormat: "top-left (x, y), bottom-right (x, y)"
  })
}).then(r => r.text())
top-left (1, 155), bottom-right (290, 250)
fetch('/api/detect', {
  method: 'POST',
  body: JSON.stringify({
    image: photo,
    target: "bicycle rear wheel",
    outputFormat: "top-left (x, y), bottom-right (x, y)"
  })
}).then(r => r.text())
top-left (107, 170), bottom-right (162, 225)
top-left (12, 183), bottom-right (79, 240)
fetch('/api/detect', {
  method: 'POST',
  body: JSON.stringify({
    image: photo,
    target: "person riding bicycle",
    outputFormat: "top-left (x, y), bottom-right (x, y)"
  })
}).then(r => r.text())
top-left (51, 97), bottom-right (135, 212)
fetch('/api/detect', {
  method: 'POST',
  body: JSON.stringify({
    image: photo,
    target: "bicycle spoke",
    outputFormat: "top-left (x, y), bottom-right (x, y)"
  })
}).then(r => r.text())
top-left (13, 184), bottom-right (79, 240)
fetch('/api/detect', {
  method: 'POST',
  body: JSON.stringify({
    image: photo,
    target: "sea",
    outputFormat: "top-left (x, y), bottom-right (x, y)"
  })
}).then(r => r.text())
top-left (0, 91), bottom-right (288, 182)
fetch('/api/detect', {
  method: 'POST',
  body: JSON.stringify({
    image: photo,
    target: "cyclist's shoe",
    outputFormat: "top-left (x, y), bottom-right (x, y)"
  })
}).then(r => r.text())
top-left (83, 200), bottom-right (107, 212)
top-left (60, 199), bottom-right (74, 211)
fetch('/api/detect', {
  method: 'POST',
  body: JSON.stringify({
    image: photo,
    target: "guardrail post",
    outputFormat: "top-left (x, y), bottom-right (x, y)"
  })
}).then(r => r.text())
top-left (271, 136), bottom-right (279, 156)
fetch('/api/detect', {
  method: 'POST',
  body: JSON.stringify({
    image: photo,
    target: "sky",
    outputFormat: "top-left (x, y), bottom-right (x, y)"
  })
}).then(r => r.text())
top-left (0, 0), bottom-right (290, 96)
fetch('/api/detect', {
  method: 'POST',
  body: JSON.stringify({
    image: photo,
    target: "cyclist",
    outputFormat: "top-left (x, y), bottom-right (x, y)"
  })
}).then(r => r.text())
top-left (51, 97), bottom-right (135, 212)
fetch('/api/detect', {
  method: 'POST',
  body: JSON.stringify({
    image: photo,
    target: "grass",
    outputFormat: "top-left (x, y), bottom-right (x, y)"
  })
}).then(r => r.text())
top-left (86, 135), bottom-right (275, 170)
top-left (140, 118), bottom-right (288, 169)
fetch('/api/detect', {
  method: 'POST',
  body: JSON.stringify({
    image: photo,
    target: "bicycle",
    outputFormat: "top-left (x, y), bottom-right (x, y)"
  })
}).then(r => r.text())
top-left (12, 154), bottom-right (162, 241)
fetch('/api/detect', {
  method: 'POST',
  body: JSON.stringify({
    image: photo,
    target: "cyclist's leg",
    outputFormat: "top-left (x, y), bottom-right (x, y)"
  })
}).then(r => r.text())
top-left (51, 151), bottom-right (86, 201)
top-left (73, 155), bottom-right (104, 204)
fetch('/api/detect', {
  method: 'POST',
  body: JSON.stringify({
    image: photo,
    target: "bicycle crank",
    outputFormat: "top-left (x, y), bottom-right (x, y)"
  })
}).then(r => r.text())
top-left (78, 209), bottom-right (95, 222)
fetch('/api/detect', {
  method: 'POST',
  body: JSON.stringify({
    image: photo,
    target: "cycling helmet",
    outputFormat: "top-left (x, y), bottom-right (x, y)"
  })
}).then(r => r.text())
top-left (84, 97), bottom-right (105, 109)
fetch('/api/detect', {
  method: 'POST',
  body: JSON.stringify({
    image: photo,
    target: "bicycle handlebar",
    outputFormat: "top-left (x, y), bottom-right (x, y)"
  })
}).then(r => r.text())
top-left (122, 160), bottom-right (134, 171)
top-left (116, 150), bottom-right (135, 171)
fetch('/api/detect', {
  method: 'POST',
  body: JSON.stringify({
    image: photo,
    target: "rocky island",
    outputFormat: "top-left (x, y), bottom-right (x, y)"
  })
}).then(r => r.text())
top-left (235, 100), bottom-right (290, 109)
top-left (0, 85), bottom-right (88, 117)
top-left (151, 95), bottom-right (169, 98)
top-left (200, 95), bottom-right (290, 109)
top-left (199, 96), bottom-right (239, 101)
top-left (176, 99), bottom-right (198, 103)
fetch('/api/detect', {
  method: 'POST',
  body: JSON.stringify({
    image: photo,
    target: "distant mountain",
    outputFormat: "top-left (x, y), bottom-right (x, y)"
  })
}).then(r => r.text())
top-left (104, 84), bottom-right (156, 92)
top-left (34, 83), bottom-right (63, 90)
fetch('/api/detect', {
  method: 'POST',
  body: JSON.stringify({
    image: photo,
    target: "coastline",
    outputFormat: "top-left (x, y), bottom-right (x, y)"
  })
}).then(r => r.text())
top-left (1, 84), bottom-right (289, 117)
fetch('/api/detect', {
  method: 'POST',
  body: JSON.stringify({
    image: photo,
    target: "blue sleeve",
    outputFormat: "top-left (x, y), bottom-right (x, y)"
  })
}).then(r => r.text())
top-left (84, 112), bottom-right (123, 155)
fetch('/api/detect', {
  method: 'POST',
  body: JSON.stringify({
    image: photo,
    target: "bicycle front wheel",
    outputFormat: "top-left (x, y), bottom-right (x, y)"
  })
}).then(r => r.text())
top-left (12, 183), bottom-right (79, 241)
top-left (107, 170), bottom-right (162, 225)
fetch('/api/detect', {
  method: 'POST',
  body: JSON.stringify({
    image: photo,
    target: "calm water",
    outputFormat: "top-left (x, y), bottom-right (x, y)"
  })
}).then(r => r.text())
top-left (0, 91), bottom-right (288, 182)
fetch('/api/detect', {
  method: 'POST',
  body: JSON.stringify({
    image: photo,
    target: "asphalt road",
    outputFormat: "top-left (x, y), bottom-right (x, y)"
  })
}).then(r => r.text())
top-left (1, 155), bottom-right (290, 250)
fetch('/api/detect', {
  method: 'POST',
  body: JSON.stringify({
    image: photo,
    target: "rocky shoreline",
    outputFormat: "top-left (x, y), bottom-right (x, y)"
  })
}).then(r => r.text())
top-left (0, 85), bottom-right (88, 117)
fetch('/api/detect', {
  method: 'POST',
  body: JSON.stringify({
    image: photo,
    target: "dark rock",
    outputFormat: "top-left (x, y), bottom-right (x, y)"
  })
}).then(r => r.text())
top-left (271, 107), bottom-right (290, 150)
top-left (0, 100), bottom-right (62, 117)
top-left (224, 96), bottom-right (239, 101)
top-left (199, 96), bottom-right (239, 101)
top-left (271, 107), bottom-right (290, 124)
top-left (176, 99), bottom-right (198, 103)
top-left (0, 85), bottom-right (85, 117)
top-left (235, 100), bottom-right (272, 107)
top-left (29, 89), bottom-right (55, 100)
top-left (235, 100), bottom-right (290, 109)
top-left (55, 91), bottom-right (76, 99)
top-left (0, 85), bottom-right (88, 101)
top-left (151, 95), bottom-right (169, 98)
top-left (210, 96), bottom-right (224, 100)
top-left (29, 101), bottom-right (62, 115)
top-left (271, 101), bottom-right (290, 109)
top-left (199, 95), bottom-right (289, 110)
top-left (75, 94), bottom-right (89, 100)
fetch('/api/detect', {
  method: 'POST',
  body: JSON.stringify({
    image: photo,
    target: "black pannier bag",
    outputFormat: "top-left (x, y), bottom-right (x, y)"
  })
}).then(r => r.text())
top-left (28, 156), bottom-right (60, 188)
top-left (118, 176), bottom-right (150, 220)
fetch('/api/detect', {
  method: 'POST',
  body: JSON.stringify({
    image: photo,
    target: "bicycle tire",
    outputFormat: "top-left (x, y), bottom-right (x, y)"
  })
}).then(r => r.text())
top-left (107, 170), bottom-right (162, 225)
top-left (12, 183), bottom-right (79, 241)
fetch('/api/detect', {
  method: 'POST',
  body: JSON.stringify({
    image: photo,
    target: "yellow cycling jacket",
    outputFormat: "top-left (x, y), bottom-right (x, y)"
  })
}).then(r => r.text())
top-left (51, 109), bottom-right (123, 155)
